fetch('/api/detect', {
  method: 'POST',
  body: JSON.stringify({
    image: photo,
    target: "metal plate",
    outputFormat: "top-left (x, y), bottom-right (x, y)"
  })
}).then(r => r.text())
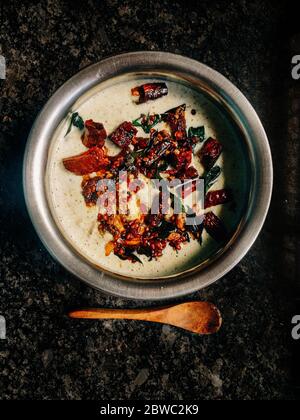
top-left (23, 52), bottom-right (273, 300)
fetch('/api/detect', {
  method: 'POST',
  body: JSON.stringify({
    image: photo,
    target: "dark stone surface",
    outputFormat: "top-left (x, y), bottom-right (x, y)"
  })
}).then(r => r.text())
top-left (0, 0), bottom-right (298, 400)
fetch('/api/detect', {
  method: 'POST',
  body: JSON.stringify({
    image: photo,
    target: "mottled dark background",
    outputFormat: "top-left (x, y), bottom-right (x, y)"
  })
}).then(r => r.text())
top-left (0, 0), bottom-right (299, 400)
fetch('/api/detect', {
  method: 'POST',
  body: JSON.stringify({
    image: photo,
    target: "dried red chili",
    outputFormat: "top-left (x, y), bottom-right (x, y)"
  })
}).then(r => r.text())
top-left (171, 147), bottom-right (193, 172)
top-left (184, 166), bottom-right (199, 179)
top-left (199, 138), bottom-right (222, 171)
top-left (204, 212), bottom-right (227, 242)
top-left (81, 119), bottom-right (107, 148)
top-left (163, 104), bottom-right (187, 140)
top-left (81, 176), bottom-right (102, 206)
top-left (131, 83), bottom-right (168, 104)
top-left (133, 137), bottom-right (150, 150)
top-left (109, 121), bottom-right (137, 148)
top-left (137, 130), bottom-right (173, 170)
top-left (63, 147), bottom-right (109, 176)
top-left (205, 189), bottom-right (232, 209)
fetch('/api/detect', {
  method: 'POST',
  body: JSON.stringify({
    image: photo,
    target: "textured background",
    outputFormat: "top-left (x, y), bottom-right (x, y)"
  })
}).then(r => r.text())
top-left (0, 0), bottom-right (299, 400)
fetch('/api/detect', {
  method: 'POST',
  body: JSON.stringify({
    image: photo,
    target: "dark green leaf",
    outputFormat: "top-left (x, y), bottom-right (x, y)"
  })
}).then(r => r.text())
top-left (130, 254), bottom-right (143, 264)
top-left (157, 220), bottom-right (175, 239)
top-left (186, 220), bottom-right (204, 244)
top-left (188, 126), bottom-right (205, 142)
top-left (132, 117), bottom-right (144, 129)
top-left (132, 113), bottom-right (161, 134)
top-left (205, 166), bottom-right (221, 191)
top-left (137, 246), bottom-right (153, 261)
top-left (65, 112), bottom-right (84, 137)
top-left (116, 250), bottom-right (143, 264)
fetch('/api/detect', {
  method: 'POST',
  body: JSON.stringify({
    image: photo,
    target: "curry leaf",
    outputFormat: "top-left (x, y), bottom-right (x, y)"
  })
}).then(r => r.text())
top-left (65, 112), bottom-right (85, 137)
top-left (188, 126), bottom-right (205, 142)
top-left (205, 166), bottom-right (221, 191)
top-left (132, 113), bottom-right (161, 134)
top-left (157, 220), bottom-right (175, 239)
top-left (130, 254), bottom-right (143, 264)
top-left (116, 251), bottom-right (143, 264)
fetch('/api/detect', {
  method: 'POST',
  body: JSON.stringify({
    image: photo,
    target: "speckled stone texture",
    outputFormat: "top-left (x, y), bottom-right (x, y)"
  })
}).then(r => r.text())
top-left (0, 0), bottom-right (299, 400)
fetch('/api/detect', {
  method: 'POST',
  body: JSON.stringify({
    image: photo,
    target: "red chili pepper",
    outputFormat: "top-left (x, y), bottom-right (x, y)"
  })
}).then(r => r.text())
top-left (172, 148), bottom-right (192, 171)
top-left (138, 130), bottom-right (173, 170)
top-left (110, 150), bottom-right (126, 171)
top-left (184, 166), bottom-right (199, 179)
top-left (205, 189), bottom-right (232, 209)
top-left (163, 104), bottom-right (187, 140)
top-left (109, 121), bottom-right (137, 148)
top-left (134, 137), bottom-right (149, 150)
top-left (81, 176), bottom-right (102, 206)
top-left (131, 83), bottom-right (168, 103)
top-left (81, 119), bottom-right (107, 148)
top-left (199, 138), bottom-right (222, 171)
top-left (63, 147), bottom-right (109, 176)
top-left (204, 212), bottom-right (227, 242)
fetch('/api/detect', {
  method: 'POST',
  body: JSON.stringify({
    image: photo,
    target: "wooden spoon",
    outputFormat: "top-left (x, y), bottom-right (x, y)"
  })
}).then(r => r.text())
top-left (68, 301), bottom-right (222, 335)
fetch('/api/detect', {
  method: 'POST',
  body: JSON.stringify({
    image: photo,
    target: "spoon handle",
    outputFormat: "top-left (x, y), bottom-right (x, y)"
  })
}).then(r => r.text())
top-left (69, 306), bottom-right (175, 321)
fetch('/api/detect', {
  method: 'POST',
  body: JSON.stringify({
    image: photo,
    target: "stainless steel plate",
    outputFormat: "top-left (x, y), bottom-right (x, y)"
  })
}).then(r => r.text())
top-left (23, 52), bottom-right (273, 300)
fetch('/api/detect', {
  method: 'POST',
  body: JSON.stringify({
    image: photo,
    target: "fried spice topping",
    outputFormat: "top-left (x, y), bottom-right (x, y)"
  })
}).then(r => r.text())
top-left (62, 82), bottom-right (233, 263)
